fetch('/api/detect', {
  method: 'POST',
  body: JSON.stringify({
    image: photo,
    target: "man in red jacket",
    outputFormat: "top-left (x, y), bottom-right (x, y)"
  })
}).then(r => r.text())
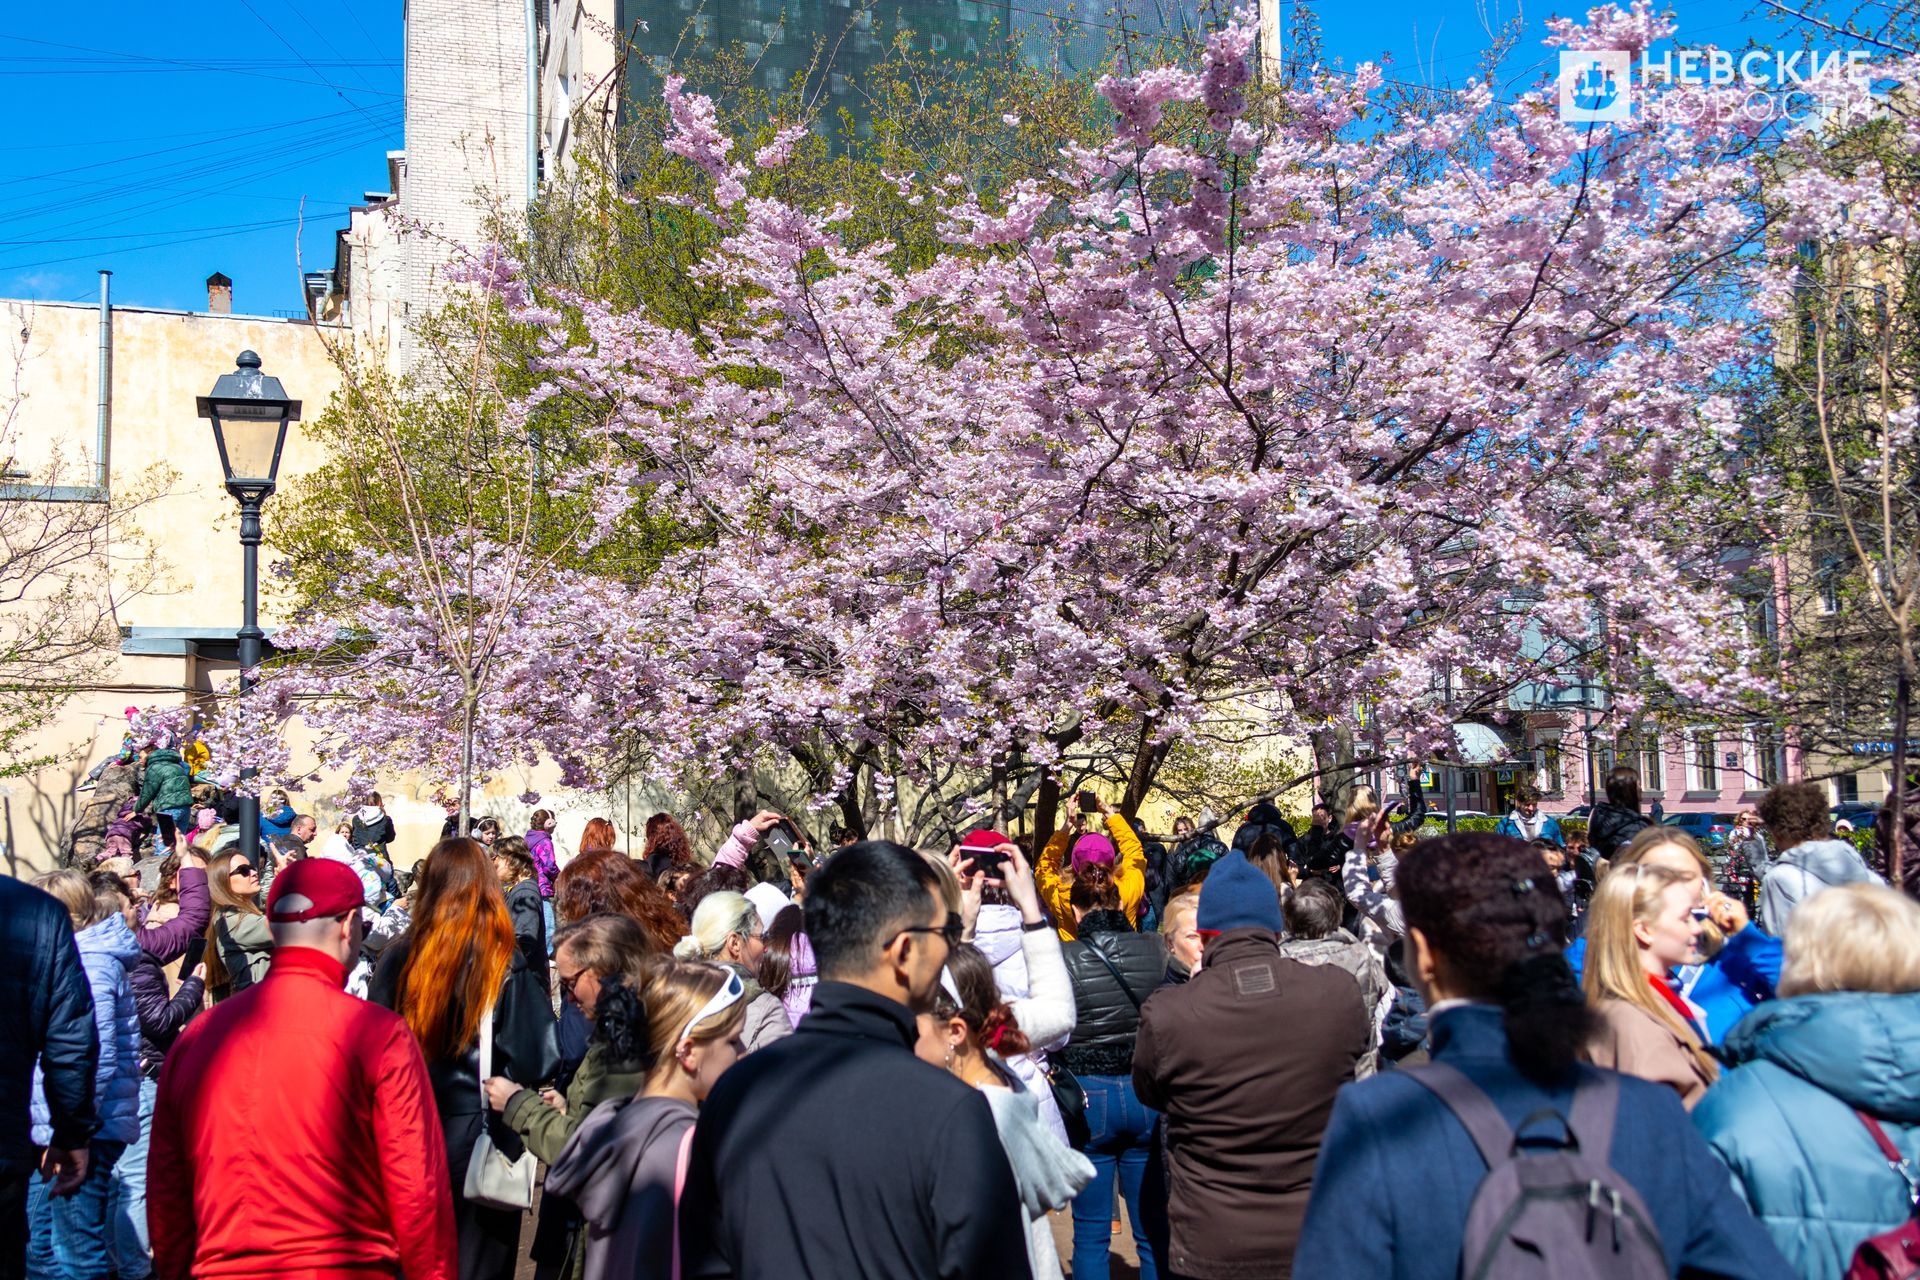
top-left (147, 858), bottom-right (455, 1280)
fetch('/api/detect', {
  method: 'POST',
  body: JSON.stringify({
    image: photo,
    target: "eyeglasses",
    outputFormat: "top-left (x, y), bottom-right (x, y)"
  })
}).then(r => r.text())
top-left (230, 864), bottom-right (256, 878)
top-left (890, 913), bottom-right (963, 949)
top-left (557, 966), bottom-right (591, 997)
top-left (679, 968), bottom-right (746, 1049)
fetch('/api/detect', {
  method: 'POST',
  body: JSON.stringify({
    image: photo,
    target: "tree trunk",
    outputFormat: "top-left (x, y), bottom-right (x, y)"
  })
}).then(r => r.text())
top-left (1890, 663), bottom-right (1911, 893)
top-left (1031, 724), bottom-right (1085, 852)
top-left (458, 689), bottom-right (476, 839)
top-left (1119, 715), bottom-right (1172, 819)
top-left (1314, 726), bottom-right (1358, 820)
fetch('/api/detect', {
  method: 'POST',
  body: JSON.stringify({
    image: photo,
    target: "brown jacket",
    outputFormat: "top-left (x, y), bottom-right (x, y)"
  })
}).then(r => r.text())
top-left (1132, 929), bottom-right (1370, 1280)
top-left (1585, 996), bottom-right (1716, 1109)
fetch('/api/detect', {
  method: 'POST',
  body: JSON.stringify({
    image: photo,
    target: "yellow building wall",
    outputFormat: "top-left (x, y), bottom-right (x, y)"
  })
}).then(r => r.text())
top-left (1, 298), bottom-right (345, 874)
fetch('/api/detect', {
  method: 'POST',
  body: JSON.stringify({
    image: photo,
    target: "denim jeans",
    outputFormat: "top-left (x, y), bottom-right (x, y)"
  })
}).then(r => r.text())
top-left (25, 1141), bottom-right (125, 1280)
top-left (154, 807), bottom-right (192, 858)
top-left (107, 1078), bottom-right (158, 1279)
top-left (541, 898), bottom-right (557, 956)
top-left (1071, 1073), bottom-right (1161, 1280)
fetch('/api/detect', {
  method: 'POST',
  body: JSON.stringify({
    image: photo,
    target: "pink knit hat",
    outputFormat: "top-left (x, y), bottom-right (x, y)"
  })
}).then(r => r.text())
top-left (1070, 832), bottom-right (1116, 871)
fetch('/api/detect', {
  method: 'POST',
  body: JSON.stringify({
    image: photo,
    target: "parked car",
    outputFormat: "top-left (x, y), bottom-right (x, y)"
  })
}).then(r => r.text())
top-left (1831, 801), bottom-right (1878, 830)
top-left (1660, 812), bottom-right (1739, 850)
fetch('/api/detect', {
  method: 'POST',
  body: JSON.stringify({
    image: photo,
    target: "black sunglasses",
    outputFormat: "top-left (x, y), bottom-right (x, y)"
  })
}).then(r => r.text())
top-left (891, 913), bottom-right (963, 948)
top-left (230, 863), bottom-right (256, 877)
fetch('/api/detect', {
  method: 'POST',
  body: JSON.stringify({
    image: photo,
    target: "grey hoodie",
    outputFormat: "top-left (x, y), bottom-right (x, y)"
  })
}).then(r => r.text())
top-left (1759, 838), bottom-right (1885, 937)
top-left (545, 1094), bottom-right (695, 1280)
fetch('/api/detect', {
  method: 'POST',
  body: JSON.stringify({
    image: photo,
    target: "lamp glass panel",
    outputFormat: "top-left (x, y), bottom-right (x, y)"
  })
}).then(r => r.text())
top-left (214, 410), bottom-right (285, 484)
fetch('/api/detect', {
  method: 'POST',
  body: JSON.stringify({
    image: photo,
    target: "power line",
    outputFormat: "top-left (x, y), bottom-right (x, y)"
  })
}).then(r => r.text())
top-left (0, 212), bottom-right (353, 244)
top-left (0, 34), bottom-right (402, 95)
top-left (0, 211), bottom-right (351, 274)
top-left (233, 0), bottom-right (395, 128)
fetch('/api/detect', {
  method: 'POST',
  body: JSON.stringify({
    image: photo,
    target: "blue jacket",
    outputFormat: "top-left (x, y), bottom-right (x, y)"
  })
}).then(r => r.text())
top-left (261, 805), bottom-right (297, 841)
top-left (1695, 992), bottom-right (1920, 1279)
top-left (32, 913), bottom-right (142, 1147)
top-left (1679, 925), bottom-right (1782, 1045)
top-left (1493, 812), bottom-right (1564, 846)
top-left (1, 878), bottom-right (97, 1172)
top-left (1294, 1004), bottom-right (1788, 1280)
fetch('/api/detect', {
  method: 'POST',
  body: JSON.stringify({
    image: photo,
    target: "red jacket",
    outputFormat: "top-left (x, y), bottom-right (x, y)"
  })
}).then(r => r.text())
top-left (149, 946), bottom-right (457, 1280)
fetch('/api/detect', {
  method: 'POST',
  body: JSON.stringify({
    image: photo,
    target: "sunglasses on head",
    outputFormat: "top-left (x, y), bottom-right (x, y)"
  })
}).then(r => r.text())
top-left (678, 968), bottom-right (746, 1049)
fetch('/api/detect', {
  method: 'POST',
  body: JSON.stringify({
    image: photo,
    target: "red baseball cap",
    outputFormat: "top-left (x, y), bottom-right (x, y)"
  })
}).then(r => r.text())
top-left (266, 857), bottom-right (365, 922)
top-left (959, 829), bottom-right (1010, 850)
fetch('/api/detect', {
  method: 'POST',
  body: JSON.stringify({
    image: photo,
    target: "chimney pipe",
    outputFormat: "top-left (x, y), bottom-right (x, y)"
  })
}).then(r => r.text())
top-left (206, 272), bottom-right (232, 315)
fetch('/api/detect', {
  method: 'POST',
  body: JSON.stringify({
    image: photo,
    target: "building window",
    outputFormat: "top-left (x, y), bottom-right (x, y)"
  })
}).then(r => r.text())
top-left (1749, 727), bottom-right (1784, 789)
top-left (1837, 772), bottom-right (1861, 803)
top-left (1637, 732), bottom-right (1663, 793)
top-left (1535, 741), bottom-right (1564, 795)
top-left (1690, 729), bottom-right (1719, 792)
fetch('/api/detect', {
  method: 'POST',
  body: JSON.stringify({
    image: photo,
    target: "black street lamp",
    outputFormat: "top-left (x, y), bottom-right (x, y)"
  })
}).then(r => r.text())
top-left (198, 350), bottom-right (300, 863)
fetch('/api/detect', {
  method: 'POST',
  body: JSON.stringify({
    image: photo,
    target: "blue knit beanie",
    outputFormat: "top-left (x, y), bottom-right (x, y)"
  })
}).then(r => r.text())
top-left (1196, 851), bottom-right (1283, 933)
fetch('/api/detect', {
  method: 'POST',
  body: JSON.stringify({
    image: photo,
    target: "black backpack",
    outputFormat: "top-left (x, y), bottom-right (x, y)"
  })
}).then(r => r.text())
top-left (1409, 1063), bottom-right (1668, 1280)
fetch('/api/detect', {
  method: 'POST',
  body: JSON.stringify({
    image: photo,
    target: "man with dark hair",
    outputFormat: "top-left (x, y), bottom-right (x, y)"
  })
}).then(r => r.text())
top-left (1757, 781), bottom-right (1884, 936)
top-left (1295, 802), bottom-right (1352, 877)
top-left (679, 841), bottom-right (1030, 1280)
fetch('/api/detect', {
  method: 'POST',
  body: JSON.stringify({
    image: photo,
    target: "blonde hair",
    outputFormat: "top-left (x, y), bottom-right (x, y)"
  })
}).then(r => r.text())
top-left (1583, 863), bottom-right (1718, 1083)
top-left (33, 870), bottom-right (100, 930)
top-left (591, 956), bottom-right (747, 1076)
top-left (1161, 889), bottom-right (1198, 938)
top-left (1615, 826), bottom-right (1712, 882)
top-left (1779, 884), bottom-right (1920, 998)
top-left (920, 851), bottom-right (962, 913)
top-left (1343, 786), bottom-right (1380, 829)
top-left (674, 892), bottom-right (761, 961)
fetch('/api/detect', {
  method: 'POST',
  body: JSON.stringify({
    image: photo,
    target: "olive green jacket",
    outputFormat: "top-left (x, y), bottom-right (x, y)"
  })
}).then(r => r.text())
top-left (501, 1041), bottom-right (649, 1165)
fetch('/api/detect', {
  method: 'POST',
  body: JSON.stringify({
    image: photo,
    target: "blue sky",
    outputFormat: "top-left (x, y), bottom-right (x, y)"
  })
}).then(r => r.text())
top-left (0, 0), bottom-right (1786, 315)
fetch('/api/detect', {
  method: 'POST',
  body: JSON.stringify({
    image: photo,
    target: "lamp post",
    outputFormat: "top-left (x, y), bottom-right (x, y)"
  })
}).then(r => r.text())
top-left (197, 350), bottom-right (300, 863)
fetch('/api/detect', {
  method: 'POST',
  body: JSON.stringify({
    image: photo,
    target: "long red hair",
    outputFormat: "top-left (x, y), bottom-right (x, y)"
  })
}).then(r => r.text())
top-left (554, 848), bottom-right (687, 951)
top-left (397, 838), bottom-right (514, 1061)
top-left (642, 812), bottom-right (695, 868)
top-left (579, 817), bottom-right (618, 855)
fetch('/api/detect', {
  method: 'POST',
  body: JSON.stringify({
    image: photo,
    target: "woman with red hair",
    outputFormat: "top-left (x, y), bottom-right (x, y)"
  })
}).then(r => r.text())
top-left (370, 839), bottom-right (554, 1280)
top-left (641, 812), bottom-right (697, 881)
top-left (554, 848), bottom-right (686, 953)
top-left (578, 817), bottom-right (619, 856)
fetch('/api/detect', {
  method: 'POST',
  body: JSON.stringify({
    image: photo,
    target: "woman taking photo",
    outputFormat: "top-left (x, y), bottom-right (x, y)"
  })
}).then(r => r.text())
top-left (203, 848), bottom-right (272, 1001)
top-left (673, 892), bottom-right (793, 1052)
top-left (917, 942), bottom-right (1092, 1280)
top-left (371, 838), bottom-right (554, 1280)
top-left (1695, 884), bottom-right (1920, 1277)
top-left (1293, 832), bottom-right (1784, 1278)
top-left (543, 959), bottom-right (748, 1280)
top-left (1582, 863), bottom-right (1719, 1108)
top-left (1059, 862), bottom-right (1167, 1280)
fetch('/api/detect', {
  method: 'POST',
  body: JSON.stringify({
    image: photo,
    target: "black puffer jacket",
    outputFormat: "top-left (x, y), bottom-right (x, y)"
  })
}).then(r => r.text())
top-left (0, 877), bottom-right (98, 1173)
top-left (129, 952), bottom-right (204, 1078)
top-left (1587, 802), bottom-right (1650, 859)
top-left (1060, 910), bottom-right (1167, 1077)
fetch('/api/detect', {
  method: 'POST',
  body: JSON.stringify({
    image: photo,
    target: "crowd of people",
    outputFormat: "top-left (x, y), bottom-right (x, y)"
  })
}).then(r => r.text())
top-left (5, 749), bottom-right (1917, 1280)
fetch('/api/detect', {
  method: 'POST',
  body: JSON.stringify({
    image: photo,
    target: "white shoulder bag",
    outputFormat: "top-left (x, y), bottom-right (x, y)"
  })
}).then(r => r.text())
top-left (463, 1004), bottom-right (537, 1211)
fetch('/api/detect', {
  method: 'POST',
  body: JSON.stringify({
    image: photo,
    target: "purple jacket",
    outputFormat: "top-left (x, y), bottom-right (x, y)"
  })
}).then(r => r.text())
top-left (525, 829), bottom-right (559, 898)
top-left (129, 952), bottom-right (204, 1077)
top-left (138, 867), bottom-right (210, 965)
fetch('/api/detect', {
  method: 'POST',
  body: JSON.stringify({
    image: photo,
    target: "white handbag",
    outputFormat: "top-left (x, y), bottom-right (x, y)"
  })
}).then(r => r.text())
top-left (463, 1004), bottom-right (537, 1212)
